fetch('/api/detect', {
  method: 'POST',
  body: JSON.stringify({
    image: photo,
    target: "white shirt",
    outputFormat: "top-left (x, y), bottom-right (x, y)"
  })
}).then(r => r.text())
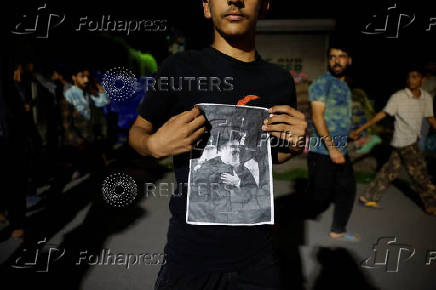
top-left (384, 88), bottom-right (434, 147)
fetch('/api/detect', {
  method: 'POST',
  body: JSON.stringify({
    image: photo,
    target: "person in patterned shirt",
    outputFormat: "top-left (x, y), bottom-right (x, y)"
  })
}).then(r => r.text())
top-left (61, 68), bottom-right (109, 146)
top-left (307, 41), bottom-right (359, 242)
top-left (48, 67), bottom-right (109, 196)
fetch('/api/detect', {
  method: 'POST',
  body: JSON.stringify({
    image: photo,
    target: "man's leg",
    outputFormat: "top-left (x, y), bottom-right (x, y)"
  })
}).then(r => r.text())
top-left (331, 155), bottom-right (356, 234)
top-left (362, 149), bottom-right (402, 203)
top-left (306, 152), bottom-right (336, 217)
top-left (399, 143), bottom-right (436, 214)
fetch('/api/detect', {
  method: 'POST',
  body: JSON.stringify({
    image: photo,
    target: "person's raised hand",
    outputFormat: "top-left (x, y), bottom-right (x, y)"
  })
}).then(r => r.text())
top-left (262, 105), bottom-right (307, 151)
top-left (148, 106), bottom-right (206, 158)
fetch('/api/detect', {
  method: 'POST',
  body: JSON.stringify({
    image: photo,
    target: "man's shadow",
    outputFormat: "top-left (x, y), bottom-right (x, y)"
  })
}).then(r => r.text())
top-left (0, 146), bottom-right (167, 290)
top-left (273, 178), bottom-right (378, 290)
top-left (311, 247), bottom-right (379, 290)
top-left (273, 178), bottom-right (308, 290)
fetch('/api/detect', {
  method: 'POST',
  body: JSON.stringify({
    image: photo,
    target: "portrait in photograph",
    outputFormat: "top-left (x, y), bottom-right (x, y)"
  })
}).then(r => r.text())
top-left (186, 103), bottom-right (273, 225)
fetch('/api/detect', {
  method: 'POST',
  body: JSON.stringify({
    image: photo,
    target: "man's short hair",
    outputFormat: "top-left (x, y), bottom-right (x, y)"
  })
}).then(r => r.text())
top-left (327, 36), bottom-right (352, 57)
top-left (405, 64), bottom-right (426, 76)
top-left (70, 65), bottom-right (88, 77)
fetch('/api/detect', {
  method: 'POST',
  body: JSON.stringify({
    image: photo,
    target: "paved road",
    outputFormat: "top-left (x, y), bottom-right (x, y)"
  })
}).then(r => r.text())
top-left (1, 154), bottom-right (435, 290)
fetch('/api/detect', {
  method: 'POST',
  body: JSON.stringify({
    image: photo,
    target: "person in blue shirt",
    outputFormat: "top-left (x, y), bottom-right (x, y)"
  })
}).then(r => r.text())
top-left (307, 42), bottom-right (359, 242)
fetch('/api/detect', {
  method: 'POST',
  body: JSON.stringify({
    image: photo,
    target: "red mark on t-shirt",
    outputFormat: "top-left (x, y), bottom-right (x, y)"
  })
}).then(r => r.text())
top-left (237, 94), bottom-right (260, 106)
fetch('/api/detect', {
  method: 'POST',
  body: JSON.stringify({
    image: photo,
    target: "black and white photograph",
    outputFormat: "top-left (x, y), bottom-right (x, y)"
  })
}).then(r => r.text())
top-left (186, 104), bottom-right (273, 225)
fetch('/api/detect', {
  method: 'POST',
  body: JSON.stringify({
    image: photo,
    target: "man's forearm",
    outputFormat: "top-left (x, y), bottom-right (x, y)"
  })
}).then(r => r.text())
top-left (312, 116), bottom-right (336, 151)
top-left (427, 117), bottom-right (436, 130)
top-left (356, 111), bottom-right (386, 134)
top-left (128, 126), bottom-right (156, 157)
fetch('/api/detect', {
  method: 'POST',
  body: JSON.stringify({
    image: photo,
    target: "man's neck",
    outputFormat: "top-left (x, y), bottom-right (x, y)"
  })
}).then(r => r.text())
top-left (409, 87), bottom-right (421, 98)
top-left (327, 70), bottom-right (347, 83)
top-left (336, 75), bottom-right (346, 82)
top-left (212, 29), bottom-right (256, 62)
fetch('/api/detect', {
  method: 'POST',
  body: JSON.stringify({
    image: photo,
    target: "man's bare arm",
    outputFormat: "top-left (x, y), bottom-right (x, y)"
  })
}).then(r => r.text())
top-left (350, 111), bottom-right (387, 139)
top-left (129, 116), bottom-right (156, 157)
top-left (129, 107), bottom-right (206, 158)
top-left (427, 116), bottom-right (436, 130)
top-left (311, 100), bottom-right (344, 164)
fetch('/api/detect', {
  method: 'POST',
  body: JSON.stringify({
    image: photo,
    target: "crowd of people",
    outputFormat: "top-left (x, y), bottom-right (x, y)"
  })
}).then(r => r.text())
top-left (306, 48), bottom-right (436, 242)
top-left (0, 62), bottom-right (126, 239)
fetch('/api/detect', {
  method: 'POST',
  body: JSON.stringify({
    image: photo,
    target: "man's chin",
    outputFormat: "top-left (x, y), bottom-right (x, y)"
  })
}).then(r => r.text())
top-left (329, 68), bottom-right (346, 77)
top-left (217, 25), bottom-right (250, 40)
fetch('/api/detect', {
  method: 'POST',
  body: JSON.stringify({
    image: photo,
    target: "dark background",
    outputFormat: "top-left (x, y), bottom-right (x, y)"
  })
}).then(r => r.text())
top-left (2, 0), bottom-right (435, 109)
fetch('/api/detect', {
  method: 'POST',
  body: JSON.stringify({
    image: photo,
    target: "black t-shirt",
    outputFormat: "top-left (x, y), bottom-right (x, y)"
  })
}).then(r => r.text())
top-left (137, 47), bottom-right (296, 271)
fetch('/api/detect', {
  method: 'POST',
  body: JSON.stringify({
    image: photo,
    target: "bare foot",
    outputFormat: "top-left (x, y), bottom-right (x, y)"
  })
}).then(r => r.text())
top-left (329, 232), bottom-right (345, 238)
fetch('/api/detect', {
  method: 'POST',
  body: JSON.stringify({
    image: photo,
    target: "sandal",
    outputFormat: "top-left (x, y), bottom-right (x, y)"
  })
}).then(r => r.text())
top-left (358, 196), bottom-right (382, 209)
top-left (329, 232), bottom-right (360, 242)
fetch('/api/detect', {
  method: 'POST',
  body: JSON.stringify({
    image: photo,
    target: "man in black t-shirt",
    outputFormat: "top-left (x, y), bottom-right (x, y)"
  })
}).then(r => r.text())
top-left (129, 0), bottom-right (307, 289)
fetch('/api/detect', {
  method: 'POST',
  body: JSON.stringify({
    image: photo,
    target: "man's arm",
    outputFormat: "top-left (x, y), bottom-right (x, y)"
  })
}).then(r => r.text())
top-left (427, 116), bottom-right (436, 130)
top-left (129, 107), bottom-right (206, 158)
top-left (350, 111), bottom-right (387, 139)
top-left (311, 100), bottom-right (344, 164)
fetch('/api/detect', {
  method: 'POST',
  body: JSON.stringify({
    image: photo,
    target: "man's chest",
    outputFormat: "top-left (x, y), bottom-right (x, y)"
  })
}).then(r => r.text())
top-left (169, 69), bottom-right (292, 113)
top-left (397, 97), bottom-right (425, 118)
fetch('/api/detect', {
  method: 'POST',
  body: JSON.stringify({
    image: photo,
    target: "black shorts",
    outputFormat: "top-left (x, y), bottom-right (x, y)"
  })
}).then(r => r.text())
top-left (154, 251), bottom-right (284, 290)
